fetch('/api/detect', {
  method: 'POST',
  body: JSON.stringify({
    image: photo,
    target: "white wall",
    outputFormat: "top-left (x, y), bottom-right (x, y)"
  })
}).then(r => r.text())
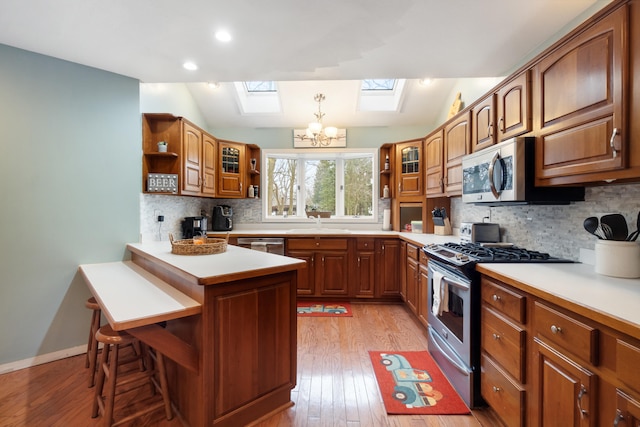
top-left (0, 44), bottom-right (140, 366)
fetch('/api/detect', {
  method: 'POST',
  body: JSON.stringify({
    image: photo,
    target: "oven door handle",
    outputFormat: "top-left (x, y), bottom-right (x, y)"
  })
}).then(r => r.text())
top-left (428, 327), bottom-right (471, 376)
top-left (429, 264), bottom-right (471, 291)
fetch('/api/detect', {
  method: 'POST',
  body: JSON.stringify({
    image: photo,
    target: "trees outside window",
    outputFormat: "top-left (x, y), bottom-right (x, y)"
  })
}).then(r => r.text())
top-left (264, 149), bottom-right (376, 221)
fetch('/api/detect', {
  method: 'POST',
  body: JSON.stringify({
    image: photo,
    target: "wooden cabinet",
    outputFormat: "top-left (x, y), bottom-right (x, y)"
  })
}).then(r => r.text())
top-left (614, 389), bottom-right (640, 427)
top-left (354, 238), bottom-right (375, 298)
top-left (424, 129), bottom-right (445, 197)
top-left (375, 238), bottom-right (401, 298)
top-left (395, 139), bottom-right (423, 199)
top-left (417, 251), bottom-right (429, 329)
top-left (403, 243), bottom-right (419, 314)
top-left (379, 143), bottom-right (394, 199)
top-left (216, 140), bottom-right (246, 198)
top-left (287, 238), bottom-right (349, 297)
top-left (443, 111), bottom-right (471, 196)
top-left (480, 276), bottom-right (528, 427)
top-left (496, 71), bottom-right (531, 142)
top-left (246, 144), bottom-right (261, 198)
top-left (534, 338), bottom-right (597, 427)
top-left (534, 5), bottom-right (628, 185)
top-left (471, 94), bottom-right (496, 153)
top-left (142, 113), bottom-right (216, 197)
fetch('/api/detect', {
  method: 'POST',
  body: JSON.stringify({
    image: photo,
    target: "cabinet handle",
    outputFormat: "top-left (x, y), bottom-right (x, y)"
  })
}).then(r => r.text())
top-left (357, 256), bottom-right (361, 267)
top-left (613, 409), bottom-right (624, 427)
top-left (550, 325), bottom-right (562, 334)
top-left (577, 385), bottom-right (588, 419)
top-left (492, 386), bottom-right (501, 393)
top-left (398, 182), bottom-right (402, 192)
top-left (240, 183), bottom-right (243, 192)
top-left (492, 333), bottom-right (500, 340)
top-left (492, 294), bottom-right (501, 302)
top-left (498, 117), bottom-right (505, 132)
top-left (610, 127), bottom-right (619, 158)
top-left (322, 255), bottom-right (325, 268)
top-left (487, 123), bottom-right (493, 138)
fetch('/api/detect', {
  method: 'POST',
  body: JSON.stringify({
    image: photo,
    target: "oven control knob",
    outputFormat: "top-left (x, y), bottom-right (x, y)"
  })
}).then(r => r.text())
top-left (456, 254), bottom-right (469, 262)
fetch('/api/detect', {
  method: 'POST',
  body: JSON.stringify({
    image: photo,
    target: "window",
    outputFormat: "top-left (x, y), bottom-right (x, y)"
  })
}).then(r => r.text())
top-left (243, 81), bottom-right (277, 92)
top-left (361, 79), bottom-right (397, 91)
top-left (262, 149), bottom-right (378, 222)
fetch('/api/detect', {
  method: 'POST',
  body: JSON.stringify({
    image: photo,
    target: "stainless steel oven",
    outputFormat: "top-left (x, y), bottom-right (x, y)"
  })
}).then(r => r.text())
top-left (426, 258), bottom-right (481, 408)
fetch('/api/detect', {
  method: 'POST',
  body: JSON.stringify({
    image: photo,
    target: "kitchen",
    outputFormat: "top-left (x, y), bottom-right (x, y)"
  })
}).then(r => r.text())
top-left (2, 0), bottom-right (640, 426)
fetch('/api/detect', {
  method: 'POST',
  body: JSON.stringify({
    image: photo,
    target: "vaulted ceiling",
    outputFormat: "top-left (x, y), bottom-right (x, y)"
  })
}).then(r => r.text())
top-left (0, 0), bottom-right (612, 129)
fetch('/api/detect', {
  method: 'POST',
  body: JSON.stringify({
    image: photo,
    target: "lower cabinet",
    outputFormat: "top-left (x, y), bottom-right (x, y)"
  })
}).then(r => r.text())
top-left (375, 238), bottom-right (401, 298)
top-left (417, 251), bottom-right (429, 329)
top-left (354, 238), bottom-right (375, 298)
top-left (404, 243), bottom-right (419, 314)
top-left (287, 238), bottom-right (349, 297)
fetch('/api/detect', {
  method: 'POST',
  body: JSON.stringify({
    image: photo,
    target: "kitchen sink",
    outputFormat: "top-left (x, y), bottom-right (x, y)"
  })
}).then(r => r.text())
top-left (286, 228), bottom-right (351, 234)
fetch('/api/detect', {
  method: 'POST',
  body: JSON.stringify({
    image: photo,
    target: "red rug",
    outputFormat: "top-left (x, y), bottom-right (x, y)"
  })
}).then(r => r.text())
top-left (296, 301), bottom-right (352, 317)
top-left (369, 350), bottom-right (470, 415)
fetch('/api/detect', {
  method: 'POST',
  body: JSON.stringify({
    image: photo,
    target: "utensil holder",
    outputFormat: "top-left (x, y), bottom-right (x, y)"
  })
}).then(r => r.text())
top-left (595, 240), bottom-right (640, 278)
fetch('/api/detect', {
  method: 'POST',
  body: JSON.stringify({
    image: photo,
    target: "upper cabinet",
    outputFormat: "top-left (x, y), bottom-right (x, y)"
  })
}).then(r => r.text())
top-left (425, 129), bottom-right (445, 197)
top-left (444, 111), bottom-right (471, 196)
top-left (142, 113), bottom-right (258, 199)
top-left (395, 139), bottom-right (423, 199)
top-left (534, 5), bottom-right (628, 185)
top-left (471, 93), bottom-right (496, 153)
top-left (216, 140), bottom-right (246, 198)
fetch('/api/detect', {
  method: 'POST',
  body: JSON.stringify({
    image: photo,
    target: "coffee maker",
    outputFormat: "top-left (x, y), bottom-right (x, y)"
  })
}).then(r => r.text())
top-left (212, 205), bottom-right (233, 231)
top-left (181, 216), bottom-right (208, 238)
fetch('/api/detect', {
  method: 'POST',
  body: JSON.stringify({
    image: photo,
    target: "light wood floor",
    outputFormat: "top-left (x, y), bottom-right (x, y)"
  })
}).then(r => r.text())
top-left (0, 303), bottom-right (502, 427)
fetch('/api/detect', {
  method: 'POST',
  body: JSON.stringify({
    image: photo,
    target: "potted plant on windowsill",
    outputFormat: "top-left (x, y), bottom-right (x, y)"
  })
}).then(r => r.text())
top-left (157, 141), bottom-right (168, 152)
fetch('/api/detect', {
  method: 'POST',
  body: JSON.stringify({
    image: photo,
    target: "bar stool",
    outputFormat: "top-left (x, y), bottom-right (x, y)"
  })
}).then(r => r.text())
top-left (92, 325), bottom-right (173, 427)
top-left (85, 297), bottom-right (101, 387)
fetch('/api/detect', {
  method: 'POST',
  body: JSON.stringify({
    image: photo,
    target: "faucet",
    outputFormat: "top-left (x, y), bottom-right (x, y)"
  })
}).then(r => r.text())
top-left (308, 215), bottom-right (322, 227)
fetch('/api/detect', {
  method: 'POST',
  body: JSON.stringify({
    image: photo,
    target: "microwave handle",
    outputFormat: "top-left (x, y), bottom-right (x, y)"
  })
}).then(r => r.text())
top-left (487, 151), bottom-right (502, 200)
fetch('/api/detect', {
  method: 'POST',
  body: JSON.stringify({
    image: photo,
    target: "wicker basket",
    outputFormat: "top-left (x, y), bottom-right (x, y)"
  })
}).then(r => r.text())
top-left (169, 233), bottom-right (229, 255)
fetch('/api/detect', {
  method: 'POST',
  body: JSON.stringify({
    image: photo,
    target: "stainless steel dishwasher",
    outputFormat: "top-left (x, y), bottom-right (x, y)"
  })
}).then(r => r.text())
top-left (236, 237), bottom-right (285, 255)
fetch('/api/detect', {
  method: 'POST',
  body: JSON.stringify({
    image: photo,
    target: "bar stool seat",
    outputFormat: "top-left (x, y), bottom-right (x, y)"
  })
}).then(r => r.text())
top-left (92, 325), bottom-right (173, 427)
top-left (85, 297), bottom-right (101, 387)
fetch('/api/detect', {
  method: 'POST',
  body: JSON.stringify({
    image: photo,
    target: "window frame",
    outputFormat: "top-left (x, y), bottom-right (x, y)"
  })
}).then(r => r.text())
top-left (261, 148), bottom-right (379, 224)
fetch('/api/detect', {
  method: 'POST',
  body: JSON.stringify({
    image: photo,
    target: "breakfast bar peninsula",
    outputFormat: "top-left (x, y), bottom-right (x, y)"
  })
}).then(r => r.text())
top-left (123, 241), bottom-right (305, 427)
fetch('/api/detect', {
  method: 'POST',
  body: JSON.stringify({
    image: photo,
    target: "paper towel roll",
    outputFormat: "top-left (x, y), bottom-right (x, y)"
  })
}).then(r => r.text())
top-left (382, 209), bottom-right (391, 231)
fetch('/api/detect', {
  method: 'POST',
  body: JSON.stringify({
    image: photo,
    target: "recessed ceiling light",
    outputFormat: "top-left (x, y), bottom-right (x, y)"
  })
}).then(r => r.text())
top-left (215, 30), bottom-right (232, 42)
top-left (183, 62), bottom-right (198, 71)
top-left (418, 78), bottom-right (433, 87)
top-left (208, 82), bottom-right (221, 89)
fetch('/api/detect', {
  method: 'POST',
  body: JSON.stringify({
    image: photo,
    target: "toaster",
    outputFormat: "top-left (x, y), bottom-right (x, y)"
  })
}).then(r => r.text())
top-left (460, 222), bottom-right (500, 243)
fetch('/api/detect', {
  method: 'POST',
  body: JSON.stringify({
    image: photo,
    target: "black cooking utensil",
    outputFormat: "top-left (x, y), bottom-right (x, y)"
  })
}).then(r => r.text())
top-left (583, 217), bottom-right (602, 239)
top-left (600, 213), bottom-right (628, 241)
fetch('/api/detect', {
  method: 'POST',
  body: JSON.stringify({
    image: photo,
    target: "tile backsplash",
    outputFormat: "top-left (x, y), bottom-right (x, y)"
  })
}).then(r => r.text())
top-left (141, 182), bottom-right (640, 261)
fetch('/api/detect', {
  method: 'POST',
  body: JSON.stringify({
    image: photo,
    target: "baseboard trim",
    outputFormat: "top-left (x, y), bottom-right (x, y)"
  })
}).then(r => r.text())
top-left (0, 344), bottom-right (87, 375)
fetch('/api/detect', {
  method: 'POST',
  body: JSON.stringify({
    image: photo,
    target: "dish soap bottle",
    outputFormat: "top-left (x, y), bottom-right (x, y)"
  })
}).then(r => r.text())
top-left (383, 184), bottom-right (390, 198)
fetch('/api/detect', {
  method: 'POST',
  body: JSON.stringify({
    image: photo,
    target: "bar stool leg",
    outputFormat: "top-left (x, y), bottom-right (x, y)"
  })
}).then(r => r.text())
top-left (92, 342), bottom-right (109, 418)
top-left (103, 343), bottom-right (120, 427)
top-left (156, 352), bottom-right (173, 420)
top-left (85, 297), bottom-right (102, 387)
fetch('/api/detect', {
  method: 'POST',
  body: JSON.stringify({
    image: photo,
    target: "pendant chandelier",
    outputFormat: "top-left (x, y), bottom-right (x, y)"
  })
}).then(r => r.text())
top-left (304, 93), bottom-right (339, 147)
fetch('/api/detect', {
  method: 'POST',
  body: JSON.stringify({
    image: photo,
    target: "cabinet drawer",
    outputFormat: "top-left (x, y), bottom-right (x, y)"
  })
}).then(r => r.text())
top-left (617, 338), bottom-right (640, 395)
top-left (481, 354), bottom-right (525, 427)
top-left (482, 306), bottom-right (526, 383)
top-left (287, 238), bottom-right (348, 251)
top-left (419, 249), bottom-right (429, 265)
top-left (356, 238), bottom-right (375, 251)
top-left (534, 302), bottom-right (598, 365)
top-left (481, 276), bottom-right (526, 323)
top-left (406, 244), bottom-right (419, 260)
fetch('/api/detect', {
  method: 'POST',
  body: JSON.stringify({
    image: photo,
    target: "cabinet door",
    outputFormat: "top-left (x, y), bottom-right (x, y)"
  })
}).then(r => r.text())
top-left (425, 130), bottom-right (445, 197)
top-left (496, 71), bottom-right (531, 141)
top-left (417, 263), bottom-right (429, 328)
top-left (472, 94), bottom-right (496, 152)
top-left (405, 256), bottom-right (419, 314)
top-left (287, 250), bottom-right (315, 296)
top-left (182, 121), bottom-right (202, 195)
top-left (355, 251), bottom-right (375, 298)
top-left (375, 239), bottom-right (400, 298)
top-left (217, 140), bottom-right (245, 198)
top-left (534, 338), bottom-right (597, 427)
top-left (201, 134), bottom-right (216, 196)
top-left (317, 251), bottom-right (349, 296)
top-left (444, 111), bottom-right (471, 196)
top-left (534, 6), bottom-right (627, 183)
top-left (395, 140), bottom-right (423, 198)
top-left (614, 389), bottom-right (640, 427)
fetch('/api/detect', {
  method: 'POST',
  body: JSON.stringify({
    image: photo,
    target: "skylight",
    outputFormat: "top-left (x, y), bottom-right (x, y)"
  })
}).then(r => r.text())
top-left (244, 81), bottom-right (277, 92)
top-left (361, 79), bottom-right (396, 91)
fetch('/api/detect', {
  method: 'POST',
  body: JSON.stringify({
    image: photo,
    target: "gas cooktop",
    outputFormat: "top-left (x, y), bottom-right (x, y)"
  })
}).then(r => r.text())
top-left (422, 242), bottom-right (573, 267)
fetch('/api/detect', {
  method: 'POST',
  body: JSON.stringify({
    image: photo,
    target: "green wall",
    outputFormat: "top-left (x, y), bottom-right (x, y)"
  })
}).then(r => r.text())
top-left (0, 44), bottom-right (140, 366)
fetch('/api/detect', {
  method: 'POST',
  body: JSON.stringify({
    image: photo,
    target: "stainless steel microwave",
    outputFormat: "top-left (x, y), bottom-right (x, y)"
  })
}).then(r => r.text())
top-left (461, 137), bottom-right (584, 205)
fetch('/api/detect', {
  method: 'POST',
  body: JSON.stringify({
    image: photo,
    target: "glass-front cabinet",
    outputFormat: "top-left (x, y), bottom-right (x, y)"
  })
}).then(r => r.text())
top-left (395, 139), bottom-right (423, 199)
top-left (217, 140), bottom-right (245, 198)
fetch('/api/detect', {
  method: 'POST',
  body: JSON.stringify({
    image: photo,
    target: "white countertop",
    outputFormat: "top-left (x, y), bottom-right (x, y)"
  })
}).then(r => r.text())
top-left (477, 262), bottom-right (640, 338)
top-left (127, 241), bottom-right (306, 285)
